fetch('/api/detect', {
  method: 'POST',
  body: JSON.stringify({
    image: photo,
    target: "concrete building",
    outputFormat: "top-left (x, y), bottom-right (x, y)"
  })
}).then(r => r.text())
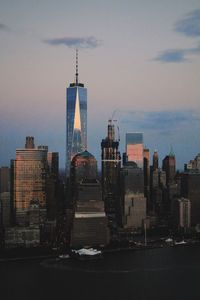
top-left (121, 162), bottom-right (146, 231)
top-left (70, 150), bottom-right (109, 247)
top-left (173, 197), bottom-right (191, 231)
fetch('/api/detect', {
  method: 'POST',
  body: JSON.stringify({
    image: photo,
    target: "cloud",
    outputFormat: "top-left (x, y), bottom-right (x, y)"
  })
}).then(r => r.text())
top-left (155, 49), bottom-right (186, 63)
top-left (155, 9), bottom-right (200, 63)
top-left (43, 36), bottom-right (101, 49)
top-left (154, 43), bottom-right (200, 63)
top-left (121, 110), bottom-right (200, 133)
top-left (175, 9), bottom-right (200, 37)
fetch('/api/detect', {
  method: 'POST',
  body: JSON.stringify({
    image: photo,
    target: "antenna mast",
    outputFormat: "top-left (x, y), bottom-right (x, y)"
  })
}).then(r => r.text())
top-left (75, 49), bottom-right (79, 85)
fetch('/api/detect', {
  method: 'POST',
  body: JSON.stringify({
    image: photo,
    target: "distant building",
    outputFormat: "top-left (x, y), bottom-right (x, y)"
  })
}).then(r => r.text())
top-left (181, 172), bottom-right (200, 226)
top-left (0, 167), bottom-right (11, 228)
top-left (162, 149), bottom-right (176, 185)
top-left (121, 162), bottom-right (146, 231)
top-left (66, 50), bottom-right (87, 177)
top-left (46, 152), bottom-right (59, 221)
top-left (125, 133), bottom-right (143, 169)
top-left (0, 167), bottom-right (10, 193)
top-left (143, 148), bottom-right (150, 210)
top-left (173, 197), bottom-right (191, 231)
top-left (184, 153), bottom-right (200, 172)
top-left (152, 150), bottom-right (159, 171)
top-left (101, 120), bottom-right (121, 228)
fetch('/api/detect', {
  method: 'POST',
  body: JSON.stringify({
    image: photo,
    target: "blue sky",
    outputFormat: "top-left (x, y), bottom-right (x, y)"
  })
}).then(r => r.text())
top-left (0, 0), bottom-right (200, 170)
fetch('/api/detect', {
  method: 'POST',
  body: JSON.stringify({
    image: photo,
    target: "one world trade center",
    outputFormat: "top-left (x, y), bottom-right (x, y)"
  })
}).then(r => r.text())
top-left (66, 50), bottom-right (87, 177)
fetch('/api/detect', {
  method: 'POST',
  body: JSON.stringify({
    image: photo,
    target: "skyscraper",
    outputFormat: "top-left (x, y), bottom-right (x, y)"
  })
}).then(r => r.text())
top-left (125, 133), bottom-right (143, 169)
top-left (11, 137), bottom-right (48, 226)
top-left (162, 148), bottom-right (176, 185)
top-left (101, 120), bottom-right (121, 228)
top-left (66, 50), bottom-right (87, 177)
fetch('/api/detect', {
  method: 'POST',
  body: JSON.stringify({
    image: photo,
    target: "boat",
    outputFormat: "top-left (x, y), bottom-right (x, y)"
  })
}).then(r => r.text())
top-left (70, 248), bottom-right (102, 260)
top-left (174, 240), bottom-right (187, 246)
top-left (58, 254), bottom-right (70, 259)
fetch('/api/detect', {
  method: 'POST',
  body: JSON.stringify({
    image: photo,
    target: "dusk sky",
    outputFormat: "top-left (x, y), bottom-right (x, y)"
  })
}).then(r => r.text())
top-left (1, 0), bottom-right (200, 170)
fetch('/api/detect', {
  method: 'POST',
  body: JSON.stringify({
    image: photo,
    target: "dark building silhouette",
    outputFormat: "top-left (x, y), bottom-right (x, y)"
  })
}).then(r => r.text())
top-left (162, 149), bottom-right (176, 186)
top-left (152, 150), bottom-right (159, 171)
top-left (0, 167), bottom-right (11, 228)
top-left (143, 148), bottom-right (150, 211)
top-left (101, 120), bottom-right (121, 228)
top-left (70, 150), bottom-right (109, 247)
top-left (181, 172), bottom-right (200, 226)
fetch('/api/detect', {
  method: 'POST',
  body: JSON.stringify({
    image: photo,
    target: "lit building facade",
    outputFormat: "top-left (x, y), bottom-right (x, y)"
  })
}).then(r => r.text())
top-left (126, 133), bottom-right (143, 169)
top-left (66, 50), bottom-right (87, 177)
top-left (11, 137), bottom-right (48, 226)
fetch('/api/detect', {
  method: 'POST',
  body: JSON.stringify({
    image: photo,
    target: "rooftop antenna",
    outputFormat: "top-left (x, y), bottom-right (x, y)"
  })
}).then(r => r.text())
top-left (75, 48), bottom-right (79, 85)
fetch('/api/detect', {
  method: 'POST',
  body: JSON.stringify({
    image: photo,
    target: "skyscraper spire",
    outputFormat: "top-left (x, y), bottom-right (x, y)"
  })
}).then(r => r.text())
top-left (75, 48), bottom-right (78, 85)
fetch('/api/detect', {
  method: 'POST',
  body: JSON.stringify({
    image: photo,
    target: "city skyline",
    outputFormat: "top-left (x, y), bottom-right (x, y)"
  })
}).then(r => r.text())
top-left (1, 0), bottom-right (200, 169)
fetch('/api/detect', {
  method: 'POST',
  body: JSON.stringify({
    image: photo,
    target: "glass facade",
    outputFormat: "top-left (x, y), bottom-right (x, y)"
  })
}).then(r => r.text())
top-left (12, 148), bottom-right (48, 226)
top-left (66, 85), bottom-right (87, 176)
top-left (126, 133), bottom-right (143, 169)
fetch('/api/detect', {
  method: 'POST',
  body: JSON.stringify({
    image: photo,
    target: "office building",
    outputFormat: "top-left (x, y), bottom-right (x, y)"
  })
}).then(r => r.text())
top-left (11, 136), bottom-right (48, 226)
top-left (101, 120), bottom-right (121, 228)
top-left (121, 162), bottom-right (146, 230)
top-left (152, 150), bottom-right (159, 171)
top-left (173, 197), bottom-right (191, 231)
top-left (66, 50), bottom-right (87, 177)
top-left (125, 133), bottom-right (143, 169)
top-left (70, 151), bottom-right (109, 247)
top-left (162, 149), bottom-right (176, 185)
top-left (181, 172), bottom-right (200, 226)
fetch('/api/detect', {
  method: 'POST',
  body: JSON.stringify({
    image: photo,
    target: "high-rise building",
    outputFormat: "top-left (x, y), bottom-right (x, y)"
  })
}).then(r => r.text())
top-left (125, 133), bottom-right (143, 169)
top-left (172, 197), bottom-right (191, 231)
top-left (143, 148), bottom-right (150, 210)
top-left (121, 162), bottom-right (146, 230)
top-left (70, 150), bottom-right (109, 247)
top-left (152, 150), bottom-right (159, 171)
top-left (11, 137), bottom-right (48, 226)
top-left (162, 149), bottom-right (176, 185)
top-left (66, 50), bottom-right (87, 177)
top-left (181, 172), bottom-right (200, 226)
top-left (101, 120), bottom-right (121, 228)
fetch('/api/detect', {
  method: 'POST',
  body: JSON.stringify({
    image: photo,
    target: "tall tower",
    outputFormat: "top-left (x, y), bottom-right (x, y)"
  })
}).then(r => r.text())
top-left (101, 120), bottom-right (121, 228)
top-left (66, 50), bottom-right (87, 177)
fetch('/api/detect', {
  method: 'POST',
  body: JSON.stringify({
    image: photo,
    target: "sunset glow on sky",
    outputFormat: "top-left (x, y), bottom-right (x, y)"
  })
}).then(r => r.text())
top-left (1, 0), bottom-right (200, 169)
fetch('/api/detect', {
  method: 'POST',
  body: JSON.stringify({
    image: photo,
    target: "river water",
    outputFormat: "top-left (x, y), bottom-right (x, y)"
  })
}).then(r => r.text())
top-left (1, 246), bottom-right (200, 300)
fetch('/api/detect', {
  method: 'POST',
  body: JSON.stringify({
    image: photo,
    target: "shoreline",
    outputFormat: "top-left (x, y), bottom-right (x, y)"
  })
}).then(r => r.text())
top-left (1, 240), bottom-right (200, 263)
